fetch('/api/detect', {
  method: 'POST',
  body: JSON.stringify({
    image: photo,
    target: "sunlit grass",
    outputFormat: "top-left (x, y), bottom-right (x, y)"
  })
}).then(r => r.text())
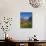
top-left (20, 21), bottom-right (32, 28)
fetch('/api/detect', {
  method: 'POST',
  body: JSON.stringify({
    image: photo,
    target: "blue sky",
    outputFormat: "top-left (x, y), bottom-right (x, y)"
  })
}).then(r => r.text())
top-left (20, 12), bottom-right (32, 20)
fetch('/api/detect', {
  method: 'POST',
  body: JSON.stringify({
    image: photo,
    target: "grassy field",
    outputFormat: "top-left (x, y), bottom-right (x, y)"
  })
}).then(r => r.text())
top-left (20, 21), bottom-right (32, 28)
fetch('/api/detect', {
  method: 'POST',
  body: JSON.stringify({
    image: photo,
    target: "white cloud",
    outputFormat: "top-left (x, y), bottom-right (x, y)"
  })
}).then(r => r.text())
top-left (24, 16), bottom-right (29, 20)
